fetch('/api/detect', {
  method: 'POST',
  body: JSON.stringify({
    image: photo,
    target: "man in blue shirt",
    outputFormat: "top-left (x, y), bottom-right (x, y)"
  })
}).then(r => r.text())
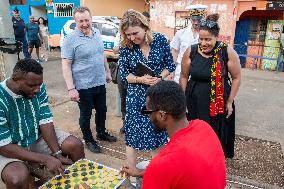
top-left (61, 6), bottom-right (117, 154)
top-left (26, 15), bottom-right (42, 62)
top-left (12, 7), bottom-right (30, 59)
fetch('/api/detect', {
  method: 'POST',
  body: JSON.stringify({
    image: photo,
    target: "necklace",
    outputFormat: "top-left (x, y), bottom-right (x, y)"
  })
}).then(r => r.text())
top-left (198, 45), bottom-right (214, 56)
top-left (198, 42), bottom-right (219, 56)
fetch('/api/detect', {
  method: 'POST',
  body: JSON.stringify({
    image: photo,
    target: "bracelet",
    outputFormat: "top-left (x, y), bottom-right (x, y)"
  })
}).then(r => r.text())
top-left (68, 87), bottom-right (75, 91)
top-left (51, 150), bottom-right (62, 157)
top-left (135, 76), bottom-right (138, 83)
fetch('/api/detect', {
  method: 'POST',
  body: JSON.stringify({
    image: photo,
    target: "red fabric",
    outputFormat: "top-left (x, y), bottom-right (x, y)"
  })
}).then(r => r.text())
top-left (210, 47), bottom-right (225, 117)
top-left (142, 120), bottom-right (226, 189)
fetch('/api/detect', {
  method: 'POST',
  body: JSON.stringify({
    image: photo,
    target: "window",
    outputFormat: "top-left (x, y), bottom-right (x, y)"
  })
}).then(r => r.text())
top-left (69, 22), bottom-right (76, 30)
top-left (54, 3), bottom-right (74, 17)
top-left (248, 19), bottom-right (267, 42)
top-left (174, 11), bottom-right (190, 34)
top-left (92, 22), bottom-right (99, 30)
top-left (101, 23), bottom-right (118, 37)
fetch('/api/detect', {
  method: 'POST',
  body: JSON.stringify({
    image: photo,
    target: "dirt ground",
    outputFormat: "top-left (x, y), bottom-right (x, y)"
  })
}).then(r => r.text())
top-left (67, 127), bottom-right (284, 188)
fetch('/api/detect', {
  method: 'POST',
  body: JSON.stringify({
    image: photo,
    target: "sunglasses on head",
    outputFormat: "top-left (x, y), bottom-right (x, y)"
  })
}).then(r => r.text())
top-left (200, 19), bottom-right (217, 28)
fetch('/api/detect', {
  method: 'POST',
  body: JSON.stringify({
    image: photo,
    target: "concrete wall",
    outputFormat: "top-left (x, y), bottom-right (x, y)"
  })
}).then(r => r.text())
top-left (237, 0), bottom-right (256, 21)
top-left (27, 0), bottom-right (45, 6)
top-left (0, 0), bottom-right (18, 80)
top-left (81, 0), bottom-right (148, 18)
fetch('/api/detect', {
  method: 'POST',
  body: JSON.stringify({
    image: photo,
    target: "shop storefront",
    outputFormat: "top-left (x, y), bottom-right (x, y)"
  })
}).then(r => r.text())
top-left (149, 0), bottom-right (236, 44)
top-left (150, 0), bottom-right (283, 71)
top-left (234, 1), bottom-right (283, 71)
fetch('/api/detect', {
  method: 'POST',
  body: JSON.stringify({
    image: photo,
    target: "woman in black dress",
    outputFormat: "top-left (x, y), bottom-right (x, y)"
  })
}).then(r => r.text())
top-left (179, 14), bottom-right (241, 158)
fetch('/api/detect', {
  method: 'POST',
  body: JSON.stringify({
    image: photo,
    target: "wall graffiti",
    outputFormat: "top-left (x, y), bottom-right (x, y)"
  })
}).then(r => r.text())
top-left (218, 35), bottom-right (231, 44)
top-left (150, 0), bottom-right (236, 44)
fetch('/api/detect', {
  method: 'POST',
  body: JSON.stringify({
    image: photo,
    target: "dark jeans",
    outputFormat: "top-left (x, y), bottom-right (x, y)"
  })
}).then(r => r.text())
top-left (78, 85), bottom-right (107, 142)
top-left (117, 71), bottom-right (127, 124)
top-left (16, 37), bottom-right (30, 59)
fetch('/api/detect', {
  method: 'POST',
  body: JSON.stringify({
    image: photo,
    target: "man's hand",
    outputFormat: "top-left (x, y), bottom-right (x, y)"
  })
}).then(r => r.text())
top-left (56, 154), bottom-right (73, 165)
top-left (120, 165), bottom-right (144, 179)
top-left (44, 155), bottom-right (66, 176)
top-left (106, 72), bottom-right (112, 83)
top-left (68, 89), bottom-right (80, 102)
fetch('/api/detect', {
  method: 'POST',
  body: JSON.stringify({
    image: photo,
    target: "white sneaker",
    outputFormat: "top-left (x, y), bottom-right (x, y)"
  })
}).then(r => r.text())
top-left (37, 59), bottom-right (43, 63)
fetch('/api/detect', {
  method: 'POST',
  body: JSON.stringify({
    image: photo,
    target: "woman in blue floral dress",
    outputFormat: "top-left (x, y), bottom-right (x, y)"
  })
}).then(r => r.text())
top-left (119, 9), bottom-right (175, 169)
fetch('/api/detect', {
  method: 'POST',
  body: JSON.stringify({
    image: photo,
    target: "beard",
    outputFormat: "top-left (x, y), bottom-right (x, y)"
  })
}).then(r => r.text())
top-left (152, 120), bottom-right (166, 133)
top-left (18, 90), bottom-right (33, 99)
top-left (154, 125), bottom-right (166, 133)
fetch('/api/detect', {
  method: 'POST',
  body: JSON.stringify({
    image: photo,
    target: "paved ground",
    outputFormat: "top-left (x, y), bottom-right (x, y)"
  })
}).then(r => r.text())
top-left (235, 69), bottom-right (284, 152)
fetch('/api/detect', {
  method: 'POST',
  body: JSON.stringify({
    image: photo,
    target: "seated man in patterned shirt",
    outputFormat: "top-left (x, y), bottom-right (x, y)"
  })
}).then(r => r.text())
top-left (0, 59), bottom-right (84, 189)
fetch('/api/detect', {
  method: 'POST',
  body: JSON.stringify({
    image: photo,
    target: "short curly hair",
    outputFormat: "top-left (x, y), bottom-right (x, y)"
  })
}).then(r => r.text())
top-left (120, 9), bottom-right (153, 48)
top-left (13, 59), bottom-right (43, 76)
top-left (146, 81), bottom-right (186, 119)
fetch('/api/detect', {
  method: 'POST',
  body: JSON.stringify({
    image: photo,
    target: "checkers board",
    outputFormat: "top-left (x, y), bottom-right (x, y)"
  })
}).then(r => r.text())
top-left (39, 159), bottom-right (125, 189)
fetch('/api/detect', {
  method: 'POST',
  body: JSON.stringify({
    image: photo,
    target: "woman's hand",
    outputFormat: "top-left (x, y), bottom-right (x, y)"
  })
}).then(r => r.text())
top-left (152, 76), bottom-right (162, 85)
top-left (226, 101), bottom-right (233, 118)
top-left (140, 75), bottom-right (158, 86)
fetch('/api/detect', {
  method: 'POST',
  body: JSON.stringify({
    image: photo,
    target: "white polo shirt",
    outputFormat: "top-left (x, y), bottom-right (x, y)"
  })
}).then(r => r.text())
top-left (170, 24), bottom-right (199, 83)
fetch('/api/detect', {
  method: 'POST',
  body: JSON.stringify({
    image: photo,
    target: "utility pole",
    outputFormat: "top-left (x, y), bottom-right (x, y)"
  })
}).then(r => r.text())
top-left (0, 0), bottom-right (19, 80)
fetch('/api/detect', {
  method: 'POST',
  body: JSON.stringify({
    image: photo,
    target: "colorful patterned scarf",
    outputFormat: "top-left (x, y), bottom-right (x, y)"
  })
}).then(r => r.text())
top-left (209, 42), bottom-right (227, 117)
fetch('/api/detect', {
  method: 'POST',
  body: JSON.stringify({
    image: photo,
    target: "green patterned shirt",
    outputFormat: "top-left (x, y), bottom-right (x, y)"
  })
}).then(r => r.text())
top-left (0, 79), bottom-right (53, 147)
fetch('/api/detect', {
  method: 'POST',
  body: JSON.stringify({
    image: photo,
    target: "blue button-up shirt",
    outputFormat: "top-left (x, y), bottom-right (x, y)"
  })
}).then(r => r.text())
top-left (61, 28), bottom-right (106, 90)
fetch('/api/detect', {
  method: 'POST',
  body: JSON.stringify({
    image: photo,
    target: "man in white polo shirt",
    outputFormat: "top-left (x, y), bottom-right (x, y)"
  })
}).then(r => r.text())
top-left (171, 4), bottom-right (207, 83)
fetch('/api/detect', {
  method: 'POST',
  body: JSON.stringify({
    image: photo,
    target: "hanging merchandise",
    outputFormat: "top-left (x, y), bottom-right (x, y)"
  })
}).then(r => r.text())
top-left (262, 20), bottom-right (283, 71)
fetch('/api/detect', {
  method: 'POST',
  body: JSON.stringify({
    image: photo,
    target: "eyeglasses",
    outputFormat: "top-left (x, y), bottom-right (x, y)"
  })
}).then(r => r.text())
top-left (200, 19), bottom-right (217, 28)
top-left (141, 105), bottom-right (167, 115)
top-left (141, 105), bottom-right (158, 115)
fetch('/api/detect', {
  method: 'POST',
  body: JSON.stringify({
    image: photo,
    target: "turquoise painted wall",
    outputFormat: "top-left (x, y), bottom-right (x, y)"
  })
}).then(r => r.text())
top-left (10, 5), bottom-right (30, 24)
top-left (27, 0), bottom-right (45, 6)
top-left (10, 0), bottom-right (80, 35)
top-left (47, 0), bottom-right (80, 35)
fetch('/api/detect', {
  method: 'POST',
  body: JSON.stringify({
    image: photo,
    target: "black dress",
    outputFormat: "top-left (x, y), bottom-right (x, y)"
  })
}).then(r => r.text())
top-left (186, 43), bottom-right (235, 158)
